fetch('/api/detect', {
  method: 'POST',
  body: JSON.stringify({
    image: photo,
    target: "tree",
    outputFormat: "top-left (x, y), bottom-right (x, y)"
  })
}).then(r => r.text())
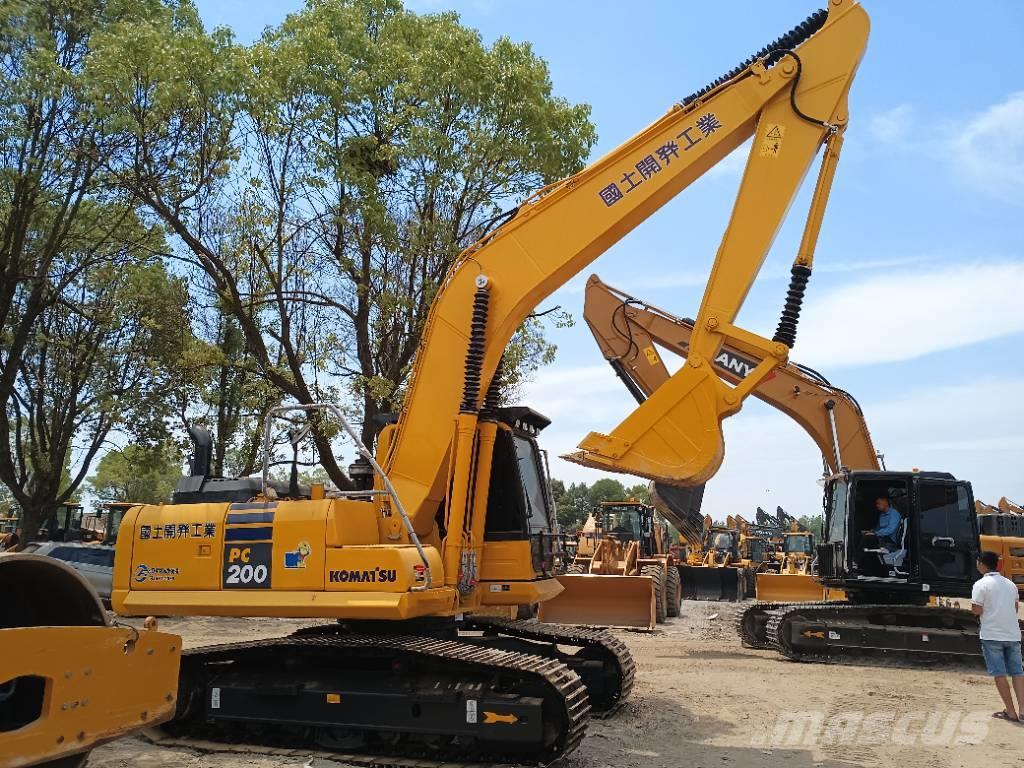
top-left (3, 254), bottom-right (192, 542)
top-left (89, 442), bottom-right (183, 504)
top-left (0, 1), bottom-right (194, 543)
top-left (89, 0), bottom-right (595, 487)
top-left (798, 514), bottom-right (823, 538)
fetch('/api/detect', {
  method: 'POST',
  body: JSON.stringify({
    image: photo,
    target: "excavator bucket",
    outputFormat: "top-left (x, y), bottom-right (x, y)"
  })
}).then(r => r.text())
top-left (679, 565), bottom-right (743, 601)
top-left (538, 574), bottom-right (656, 629)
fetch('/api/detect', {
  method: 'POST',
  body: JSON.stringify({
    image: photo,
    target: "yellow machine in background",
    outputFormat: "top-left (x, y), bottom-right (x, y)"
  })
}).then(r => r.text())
top-left (977, 498), bottom-right (1024, 592)
top-left (755, 522), bottom-right (844, 603)
top-left (583, 273), bottom-right (877, 607)
top-left (0, 554), bottom-right (180, 768)
top-left (677, 516), bottom-right (747, 601)
top-left (102, 4), bottom-right (870, 763)
top-left (539, 501), bottom-right (681, 629)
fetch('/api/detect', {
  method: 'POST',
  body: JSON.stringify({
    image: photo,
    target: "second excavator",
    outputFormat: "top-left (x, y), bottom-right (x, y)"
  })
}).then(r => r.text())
top-left (582, 275), bottom-right (1021, 664)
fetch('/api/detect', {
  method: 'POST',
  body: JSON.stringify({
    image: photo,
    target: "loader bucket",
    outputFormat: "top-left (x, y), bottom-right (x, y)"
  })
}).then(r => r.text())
top-left (538, 574), bottom-right (656, 629)
top-left (755, 572), bottom-right (826, 603)
top-left (679, 565), bottom-right (743, 601)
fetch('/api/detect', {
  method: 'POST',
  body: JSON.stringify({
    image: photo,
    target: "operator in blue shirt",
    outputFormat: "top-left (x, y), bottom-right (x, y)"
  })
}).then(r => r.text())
top-left (863, 496), bottom-right (901, 550)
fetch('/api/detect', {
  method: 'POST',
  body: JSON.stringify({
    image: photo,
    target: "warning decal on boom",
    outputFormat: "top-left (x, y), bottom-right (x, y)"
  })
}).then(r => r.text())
top-left (760, 123), bottom-right (785, 158)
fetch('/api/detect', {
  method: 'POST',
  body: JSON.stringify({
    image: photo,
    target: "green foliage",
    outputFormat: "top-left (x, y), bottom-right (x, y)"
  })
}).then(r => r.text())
top-left (89, 442), bottom-right (183, 504)
top-left (0, 0), bottom-right (198, 542)
top-left (550, 477), bottom-right (651, 531)
top-left (798, 514), bottom-right (823, 538)
top-left (85, 0), bottom-right (596, 471)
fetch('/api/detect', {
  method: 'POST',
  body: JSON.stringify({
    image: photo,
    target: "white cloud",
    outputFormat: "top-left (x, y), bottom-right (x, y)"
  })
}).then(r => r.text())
top-left (531, 360), bottom-right (1024, 523)
top-left (794, 260), bottom-right (1024, 368)
top-left (706, 139), bottom-right (752, 180)
top-left (946, 91), bottom-right (1024, 203)
top-left (942, 91), bottom-right (1024, 204)
top-left (868, 104), bottom-right (913, 144)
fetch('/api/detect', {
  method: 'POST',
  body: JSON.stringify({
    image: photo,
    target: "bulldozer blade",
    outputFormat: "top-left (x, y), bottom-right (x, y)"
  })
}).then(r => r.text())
top-left (754, 576), bottom-right (845, 603)
top-left (679, 564), bottom-right (743, 601)
top-left (538, 574), bottom-right (656, 629)
top-left (754, 573), bottom-right (827, 603)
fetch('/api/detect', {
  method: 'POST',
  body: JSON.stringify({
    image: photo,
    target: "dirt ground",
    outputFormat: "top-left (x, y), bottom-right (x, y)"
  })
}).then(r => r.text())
top-left (91, 601), bottom-right (1024, 768)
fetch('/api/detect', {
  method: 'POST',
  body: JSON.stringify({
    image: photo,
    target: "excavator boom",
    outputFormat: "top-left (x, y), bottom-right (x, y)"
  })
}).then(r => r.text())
top-left (384, 2), bottom-right (870, 533)
top-left (583, 274), bottom-right (880, 475)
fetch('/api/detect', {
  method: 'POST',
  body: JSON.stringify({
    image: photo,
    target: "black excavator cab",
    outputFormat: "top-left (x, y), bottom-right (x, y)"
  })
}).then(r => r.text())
top-left (481, 406), bottom-right (562, 579)
top-left (817, 470), bottom-right (979, 602)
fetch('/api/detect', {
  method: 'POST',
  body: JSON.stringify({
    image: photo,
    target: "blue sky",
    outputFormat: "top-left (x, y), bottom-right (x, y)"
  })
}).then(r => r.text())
top-left (194, 0), bottom-right (1024, 518)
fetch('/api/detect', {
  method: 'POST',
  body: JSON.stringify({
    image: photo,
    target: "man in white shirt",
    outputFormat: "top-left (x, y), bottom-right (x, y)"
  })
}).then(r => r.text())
top-left (971, 550), bottom-right (1023, 723)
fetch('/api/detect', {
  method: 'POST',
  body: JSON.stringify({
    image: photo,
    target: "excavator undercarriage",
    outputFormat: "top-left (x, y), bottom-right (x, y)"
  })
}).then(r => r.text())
top-left (164, 617), bottom-right (633, 764)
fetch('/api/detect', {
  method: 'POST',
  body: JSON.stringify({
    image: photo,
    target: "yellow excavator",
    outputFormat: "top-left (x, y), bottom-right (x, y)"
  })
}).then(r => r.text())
top-left (5, 5), bottom-right (874, 764)
top-left (584, 273), bottom-right (878, 604)
top-left (1000, 497), bottom-right (1024, 515)
top-left (539, 500), bottom-right (681, 629)
top-left (581, 274), bottom-right (1024, 663)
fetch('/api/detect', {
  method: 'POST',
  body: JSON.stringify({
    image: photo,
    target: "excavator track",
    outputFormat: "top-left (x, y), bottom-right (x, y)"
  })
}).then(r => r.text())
top-left (736, 601), bottom-right (793, 649)
top-left (163, 625), bottom-right (591, 766)
top-left (459, 616), bottom-right (636, 718)
top-left (765, 602), bottom-right (996, 665)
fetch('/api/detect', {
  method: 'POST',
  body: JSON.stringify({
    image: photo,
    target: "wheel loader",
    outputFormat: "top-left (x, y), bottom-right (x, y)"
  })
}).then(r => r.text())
top-left (5, 5), bottom-right (876, 764)
top-left (676, 517), bottom-right (747, 601)
top-left (538, 501), bottom-right (682, 629)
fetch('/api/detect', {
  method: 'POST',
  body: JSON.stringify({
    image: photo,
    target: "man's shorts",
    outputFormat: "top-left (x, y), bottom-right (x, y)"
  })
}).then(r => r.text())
top-left (981, 639), bottom-right (1024, 677)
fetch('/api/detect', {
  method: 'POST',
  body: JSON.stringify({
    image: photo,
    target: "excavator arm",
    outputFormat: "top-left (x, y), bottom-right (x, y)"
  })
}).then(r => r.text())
top-left (383, 2), bottom-right (870, 534)
top-left (583, 274), bottom-right (881, 474)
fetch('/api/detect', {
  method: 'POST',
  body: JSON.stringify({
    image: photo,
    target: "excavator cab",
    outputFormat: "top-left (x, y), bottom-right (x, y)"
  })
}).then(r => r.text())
top-left (477, 407), bottom-right (562, 593)
top-left (783, 532), bottom-right (815, 557)
top-left (817, 471), bottom-right (980, 602)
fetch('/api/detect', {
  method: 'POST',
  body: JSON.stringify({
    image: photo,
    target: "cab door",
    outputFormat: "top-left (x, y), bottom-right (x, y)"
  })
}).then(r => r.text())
top-left (916, 479), bottom-right (978, 596)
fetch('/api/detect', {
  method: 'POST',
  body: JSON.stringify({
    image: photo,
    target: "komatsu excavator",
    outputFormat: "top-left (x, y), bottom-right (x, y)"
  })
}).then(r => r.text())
top-left (582, 277), bottom-right (1022, 664)
top-left (26, 5), bottom-right (871, 764)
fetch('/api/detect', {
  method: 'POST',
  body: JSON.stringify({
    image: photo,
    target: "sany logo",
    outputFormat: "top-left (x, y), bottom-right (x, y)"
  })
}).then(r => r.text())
top-left (679, 341), bottom-right (774, 382)
top-left (713, 349), bottom-right (778, 383)
top-left (713, 349), bottom-right (757, 378)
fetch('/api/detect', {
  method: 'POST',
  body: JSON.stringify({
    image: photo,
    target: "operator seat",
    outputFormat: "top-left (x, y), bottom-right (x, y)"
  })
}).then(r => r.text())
top-left (863, 513), bottom-right (908, 578)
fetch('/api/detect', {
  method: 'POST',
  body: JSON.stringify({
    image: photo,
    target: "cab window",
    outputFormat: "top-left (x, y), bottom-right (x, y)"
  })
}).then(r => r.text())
top-left (514, 436), bottom-right (551, 534)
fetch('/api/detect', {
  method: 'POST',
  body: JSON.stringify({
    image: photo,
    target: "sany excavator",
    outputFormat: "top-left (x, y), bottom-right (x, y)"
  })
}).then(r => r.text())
top-left (3, 5), bottom-right (875, 765)
top-left (582, 275), bottom-right (1021, 663)
top-left (585, 272), bottom-right (878, 604)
